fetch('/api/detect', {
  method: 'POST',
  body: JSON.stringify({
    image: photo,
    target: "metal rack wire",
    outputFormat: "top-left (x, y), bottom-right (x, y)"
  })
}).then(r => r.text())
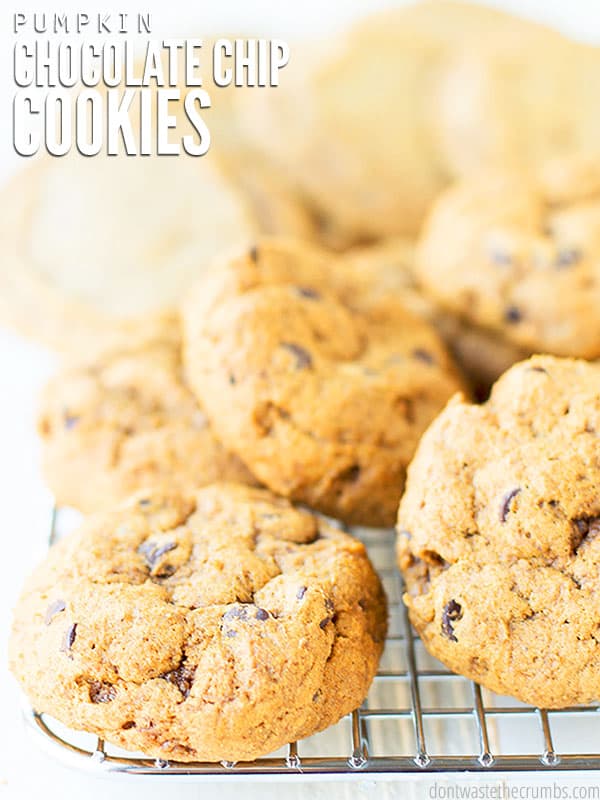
top-left (23, 508), bottom-right (600, 777)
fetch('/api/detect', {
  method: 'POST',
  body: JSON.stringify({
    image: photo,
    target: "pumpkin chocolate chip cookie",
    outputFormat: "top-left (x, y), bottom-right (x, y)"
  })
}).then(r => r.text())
top-left (182, 238), bottom-right (465, 527)
top-left (397, 355), bottom-right (600, 708)
top-left (9, 484), bottom-right (387, 762)
top-left (343, 237), bottom-right (527, 397)
top-left (0, 146), bottom-right (313, 357)
top-left (416, 152), bottom-right (600, 360)
top-left (38, 336), bottom-right (257, 512)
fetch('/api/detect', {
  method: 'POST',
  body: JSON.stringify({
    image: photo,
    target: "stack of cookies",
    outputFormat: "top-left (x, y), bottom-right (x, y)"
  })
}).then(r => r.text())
top-left (7, 0), bottom-right (600, 764)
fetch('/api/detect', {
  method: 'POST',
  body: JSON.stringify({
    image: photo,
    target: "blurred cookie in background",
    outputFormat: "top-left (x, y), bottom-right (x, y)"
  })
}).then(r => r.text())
top-left (416, 152), bottom-right (600, 364)
top-left (38, 334), bottom-right (258, 512)
top-left (434, 35), bottom-right (600, 178)
top-left (342, 237), bottom-right (527, 398)
top-left (235, 1), bottom-right (600, 247)
top-left (0, 45), bottom-right (315, 357)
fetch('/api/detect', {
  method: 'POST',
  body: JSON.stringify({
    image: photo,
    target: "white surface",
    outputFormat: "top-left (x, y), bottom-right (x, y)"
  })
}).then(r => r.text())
top-left (1, 2), bottom-right (600, 798)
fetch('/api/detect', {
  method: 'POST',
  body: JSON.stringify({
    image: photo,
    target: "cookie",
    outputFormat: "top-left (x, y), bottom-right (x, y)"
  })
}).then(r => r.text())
top-left (397, 355), bottom-right (600, 708)
top-left (38, 335), bottom-right (257, 512)
top-left (235, 1), bottom-right (581, 246)
top-left (343, 238), bottom-right (527, 398)
top-left (0, 140), bottom-right (313, 356)
top-left (182, 238), bottom-right (465, 527)
top-left (416, 152), bottom-right (600, 360)
top-left (435, 35), bottom-right (600, 179)
top-left (9, 484), bottom-right (387, 762)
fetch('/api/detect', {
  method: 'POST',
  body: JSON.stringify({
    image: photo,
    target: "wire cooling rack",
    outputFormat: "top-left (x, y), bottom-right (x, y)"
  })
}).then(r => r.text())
top-left (22, 506), bottom-right (600, 777)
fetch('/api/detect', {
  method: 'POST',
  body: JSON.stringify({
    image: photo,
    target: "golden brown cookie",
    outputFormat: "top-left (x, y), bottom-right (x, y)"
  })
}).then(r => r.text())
top-left (38, 336), bottom-right (257, 511)
top-left (416, 152), bottom-right (600, 360)
top-left (182, 238), bottom-right (465, 527)
top-left (397, 355), bottom-right (600, 708)
top-left (343, 238), bottom-right (527, 398)
top-left (10, 484), bottom-right (387, 762)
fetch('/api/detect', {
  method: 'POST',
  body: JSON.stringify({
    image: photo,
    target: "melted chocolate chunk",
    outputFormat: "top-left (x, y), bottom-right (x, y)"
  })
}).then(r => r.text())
top-left (412, 348), bottom-right (435, 365)
top-left (63, 411), bottom-right (79, 430)
top-left (89, 681), bottom-right (116, 703)
top-left (45, 599), bottom-right (66, 625)
top-left (161, 664), bottom-right (196, 699)
top-left (138, 540), bottom-right (177, 569)
top-left (504, 306), bottom-right (522, 324)
top-left (61, 623), bottom-right (77, 654)
top-left (500, 488), bottom-right (521, 523)
top-left (556, 247), bottom-right (582, 268)
top-left (319, 617), bottom-right (332, 630)
top-left (339, 464), bottom-right (361, 483)
top-left (296, 286), bottom-right (321, 300)
top-left (441, 600), bottom-right (463, 642)
top-left (489, 248), bottom-right (513, 266)
top-left (255, 608), bottom-right (269, 621)
top-left (527, 366), bottom-right (548, 375)
top-left (572, 516), bottom-right (600, 551)
top-left (223, 605), bottom-right (249, 622)
top-left (281, 342), bottom-right (313, 369)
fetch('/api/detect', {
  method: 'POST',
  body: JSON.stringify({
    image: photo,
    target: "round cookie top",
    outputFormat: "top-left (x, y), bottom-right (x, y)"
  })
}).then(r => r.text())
top-left (182, 238), bottom-right (465, 527)
top-left (397, 355), bottom-right (600, 708)
top-left (10, 484), bottom-right (387, 762)
top-left (416, 153), bottom-right (600, 359)
top-left (0, 145), bottom-right (313, 355)
top-left (38, 336), bottom-right (257, 512)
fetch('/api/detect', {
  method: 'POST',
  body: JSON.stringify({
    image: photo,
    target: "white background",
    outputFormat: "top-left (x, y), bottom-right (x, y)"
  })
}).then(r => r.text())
top-left (1, 2), bottom-right (600, 799)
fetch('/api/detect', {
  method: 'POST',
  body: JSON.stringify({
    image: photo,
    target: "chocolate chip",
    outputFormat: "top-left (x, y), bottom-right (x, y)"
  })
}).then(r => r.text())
top-left (228, 373), bottom-right (237, 385)
top-left (89, 681), bottom-right (116, 703)
top-left (556, 248), bottom-right (582, 268)
top-left (138, 540), bottom-right (177, 569)
top-left (441, 600), bottom-right (462, 642)
top-left (63, 411), bottom-right (79, 430)
top-left (281, 342), bottom-right (313, 369)
top-left (122, 721), bottom-right (136, 730)
top-left (489, 248), bottom-right (513, 266)
top-left (296, 586), bottom-right (307, 600)
top-left (572, 516), bottom-right (600, 551)
top-left (500, 488), bottom-right (521, 523)
top-left (504, 306), bottom-right (522, 324)
top-left (296, 286), bottom-right (321, 300)
top-left (223, 605), bottom-right (249, 621)
top-left (527, 366), bottom-right (548, 375)
top-left (339, 464), bottom-right (361, 483)
top-left (412, 348), bottom-right (434, 365)
top-left (225, 630), bottom-right (237, 638)
top-left (255, 608), bottom-right (269, 621)
top-left (161, 664), bottom-right (196, 699)
top-left (249, 246), bottom-right (258, 263)
top-left (319, 616), bottom-right (333, 630)
top-left (61, 623), bottom-right (77, 654)
top-left (45, 599), bottom-right (66, 625)
top-left (358, 598), bottom-right (367, 611)
top-left (138, 498), bottom-right (151, 507)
